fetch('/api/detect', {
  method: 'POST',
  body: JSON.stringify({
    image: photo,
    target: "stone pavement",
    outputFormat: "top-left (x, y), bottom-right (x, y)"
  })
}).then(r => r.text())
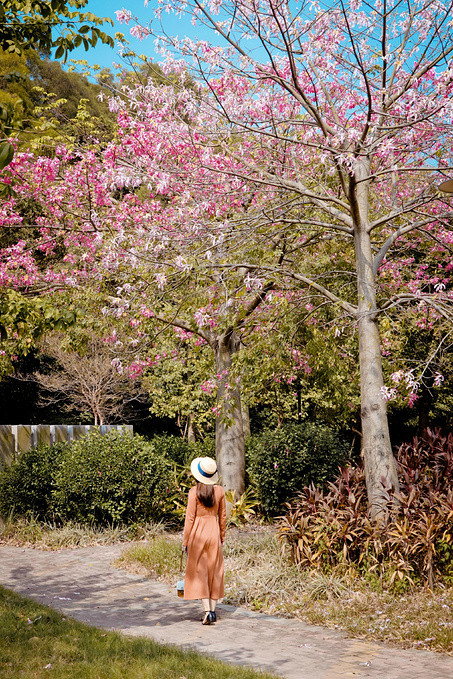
top-left (0, 544), bottom-right (452, 678)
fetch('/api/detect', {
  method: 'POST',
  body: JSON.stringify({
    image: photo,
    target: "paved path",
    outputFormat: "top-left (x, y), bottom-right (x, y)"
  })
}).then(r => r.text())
top-left (0, 544), bottom-right (452, 678)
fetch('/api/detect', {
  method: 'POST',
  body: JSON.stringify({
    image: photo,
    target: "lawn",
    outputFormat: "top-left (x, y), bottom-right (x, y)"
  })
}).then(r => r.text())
top-left (0, 585), bottom-right (278, 679)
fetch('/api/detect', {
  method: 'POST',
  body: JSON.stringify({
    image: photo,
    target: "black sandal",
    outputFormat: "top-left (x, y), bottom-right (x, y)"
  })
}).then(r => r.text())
top-left (209, 611), bottom-right (216, 623)
top-left (202, 612), bottom-right (211, 625)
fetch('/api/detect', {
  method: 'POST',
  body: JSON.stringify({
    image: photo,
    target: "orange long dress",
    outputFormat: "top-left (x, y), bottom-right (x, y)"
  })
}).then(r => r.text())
top-left (182, 484), bottom-right (226, 600)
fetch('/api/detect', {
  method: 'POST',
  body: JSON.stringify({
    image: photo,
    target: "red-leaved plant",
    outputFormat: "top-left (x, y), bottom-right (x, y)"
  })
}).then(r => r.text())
top-left (279, 429), bottom-right (453, 589)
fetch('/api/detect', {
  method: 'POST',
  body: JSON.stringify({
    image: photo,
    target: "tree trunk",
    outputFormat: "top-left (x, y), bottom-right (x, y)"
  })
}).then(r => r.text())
top-left (241, 403), bottom-right (251, 439)
top-left (353, 159), bottom-right (400, 520)
top-left (214, 331), bottom-right (245, 496)
top-left (417, 387), bottom-right (432, 436)
top-left (186, 415), bottom-right (196, 442)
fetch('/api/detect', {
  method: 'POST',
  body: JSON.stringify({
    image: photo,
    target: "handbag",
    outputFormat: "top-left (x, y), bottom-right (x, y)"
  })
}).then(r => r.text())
top-left (176, 549), bottom-right (185, 597)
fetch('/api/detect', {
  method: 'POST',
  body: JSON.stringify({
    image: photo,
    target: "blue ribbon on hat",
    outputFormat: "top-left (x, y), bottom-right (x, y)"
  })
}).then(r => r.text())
top-left (198, 462), bottom-right (216, 479)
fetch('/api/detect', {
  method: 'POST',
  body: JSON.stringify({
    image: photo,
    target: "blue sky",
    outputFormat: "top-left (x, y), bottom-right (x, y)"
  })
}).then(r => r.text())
top-left (65, 0), bottom-right (214, 70)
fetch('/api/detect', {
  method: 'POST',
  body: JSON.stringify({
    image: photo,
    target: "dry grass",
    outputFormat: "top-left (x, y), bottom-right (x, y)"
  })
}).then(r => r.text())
top-left (117, 524), bottom-right (453, 655)
top-left (0, 516), bottom-right (166, 550)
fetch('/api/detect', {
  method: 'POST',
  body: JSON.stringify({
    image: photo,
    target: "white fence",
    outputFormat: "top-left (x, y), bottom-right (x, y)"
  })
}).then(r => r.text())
top-left (0, 424), bottom-right (133, 468)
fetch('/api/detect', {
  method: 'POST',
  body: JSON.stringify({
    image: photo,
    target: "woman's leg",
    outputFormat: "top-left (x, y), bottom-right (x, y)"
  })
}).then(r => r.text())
top-left (201, 598), bottom-right (211, 625)
top-left (209, 598), bottom-right (217, 622)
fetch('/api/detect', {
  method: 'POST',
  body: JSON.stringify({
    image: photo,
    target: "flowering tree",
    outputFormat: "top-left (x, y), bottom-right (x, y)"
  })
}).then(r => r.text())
top-left (112, 0), bottom-right (453, 517)
top-left (3, 1), bottom-right (453, 515)
top-left (0, 139), bottom-right (284, 495)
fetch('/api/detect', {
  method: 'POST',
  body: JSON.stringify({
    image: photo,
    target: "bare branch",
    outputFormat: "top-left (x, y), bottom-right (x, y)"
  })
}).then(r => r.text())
top-left (372, 216), bottom-right (451, 276)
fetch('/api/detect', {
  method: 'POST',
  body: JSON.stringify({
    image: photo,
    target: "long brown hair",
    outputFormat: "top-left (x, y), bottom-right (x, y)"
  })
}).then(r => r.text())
top-left (196, 482), bottom-right (215, 507)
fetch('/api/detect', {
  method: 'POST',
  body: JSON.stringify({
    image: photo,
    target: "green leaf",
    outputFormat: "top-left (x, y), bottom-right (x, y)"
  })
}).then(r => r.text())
top-left (54, 45), bottom-right (65, 59)
top-left (0, 142), bottom-right (14, 170)
top-left (0, 181), bottom-right (15, 198)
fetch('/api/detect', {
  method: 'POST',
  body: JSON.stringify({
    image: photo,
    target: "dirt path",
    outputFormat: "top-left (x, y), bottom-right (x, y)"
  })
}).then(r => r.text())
top-left (0, 544), bottom-right (451, 678)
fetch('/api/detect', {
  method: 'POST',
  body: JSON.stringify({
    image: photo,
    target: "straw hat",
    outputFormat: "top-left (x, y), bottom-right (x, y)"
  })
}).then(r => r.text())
top-left (190, 456), bottom-right (219, 485)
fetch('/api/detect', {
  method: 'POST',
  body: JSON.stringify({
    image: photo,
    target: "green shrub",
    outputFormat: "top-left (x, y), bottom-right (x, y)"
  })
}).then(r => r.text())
top-left (52, 430), bottom-right (172, 525)
top-left (150, 434), bottom-right (214, 466)
top-left (0, 442), bottom-right (68, 521)
top-left (246, 422), bottom-right (350, 515)
top-left (0, 430), bottom-right (186, 526)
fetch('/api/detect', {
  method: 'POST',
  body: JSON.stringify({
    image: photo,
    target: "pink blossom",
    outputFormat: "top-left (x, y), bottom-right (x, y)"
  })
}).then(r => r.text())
top-left (201, 379), bottom-right (216, 395)
top-left (380, 386), bottom-right (397, 402)
top-left (408, 392), bottom-right (419, 408)
top-left (433, 372), bottom-right (444, 387)
top-left (130, 25), bottom-right (150, 40)
top-left (115, 9), bottom-right (132, 24)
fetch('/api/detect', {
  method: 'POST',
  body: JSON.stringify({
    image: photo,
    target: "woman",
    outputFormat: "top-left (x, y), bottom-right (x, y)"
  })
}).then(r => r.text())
top-left (182, 456), bottom-right (226, 625)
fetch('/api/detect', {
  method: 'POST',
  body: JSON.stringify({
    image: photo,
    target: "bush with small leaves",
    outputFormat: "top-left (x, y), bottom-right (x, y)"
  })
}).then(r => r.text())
top-left (52, 430), bottom-right (173, 525)
top-left (247, 422), bottom-right (350, 515)
top-left (0, 442), bottom-right (68, 521)
top-left (0, 431), bottom-right (185, 526)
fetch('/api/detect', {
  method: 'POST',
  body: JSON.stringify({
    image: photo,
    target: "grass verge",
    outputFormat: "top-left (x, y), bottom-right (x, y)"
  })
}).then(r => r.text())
top-left (117, 525), bottom-right (453, 655)
top-left (0, 585), bottom-right (278, 679)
